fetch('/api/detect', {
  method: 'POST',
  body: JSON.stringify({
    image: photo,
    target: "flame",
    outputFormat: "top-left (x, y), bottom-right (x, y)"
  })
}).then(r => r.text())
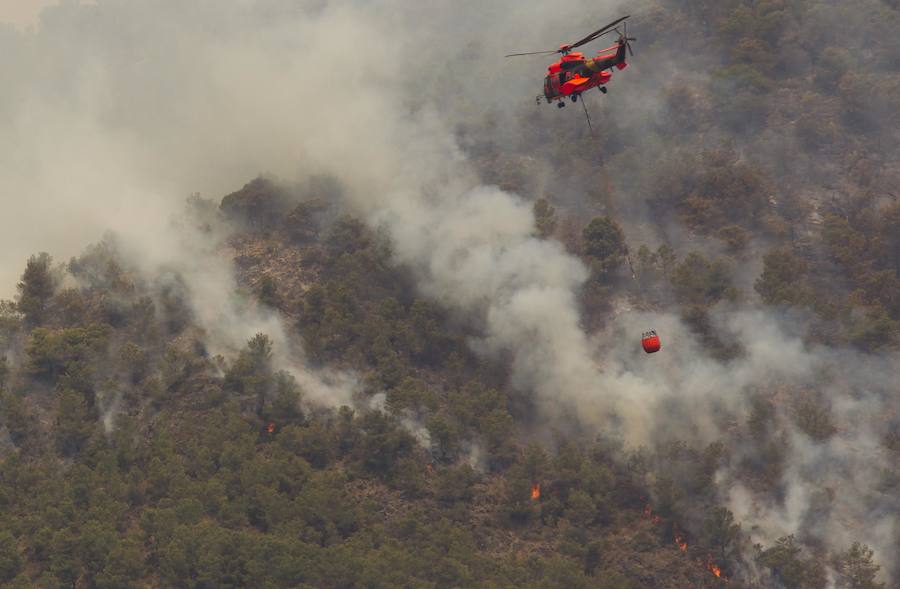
top-left (642, 508), bottom-right (726, 582)
top-left (642, 504), bottom-right (661, 525)
top-left (530, 483), bottom-right (541, 500)
top-left (267, 422), bottom-right (275, 434)
top-left (706, 558), bottom-right (723, 579)
top-left (673, 525), bottom-right (688, 553)
top-left (426, 463), bottom-right (434, 474)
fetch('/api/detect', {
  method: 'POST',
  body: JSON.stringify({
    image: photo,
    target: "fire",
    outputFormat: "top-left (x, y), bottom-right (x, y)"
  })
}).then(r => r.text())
top-left (642, 505), bottom-right (726, 582)
top-left (673, 524), bottom-right (688, 553)
top-left (642, 503), bottom-right (661, 525)
top-left (643, 504), bottom-right (725, 581)
top-left (530, 483), bottom-right (541, 500)
top-left (267, 422), bottom-right (276, 434)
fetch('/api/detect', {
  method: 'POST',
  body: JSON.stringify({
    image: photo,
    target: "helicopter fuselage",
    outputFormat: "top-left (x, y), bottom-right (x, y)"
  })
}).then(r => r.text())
top-left (542, 40), bottom-right (628, 103)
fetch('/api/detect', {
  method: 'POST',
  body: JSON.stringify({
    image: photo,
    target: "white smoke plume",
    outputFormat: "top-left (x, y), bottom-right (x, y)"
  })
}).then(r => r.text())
top-left (605, 308), bottom-right (898, 580)
top-left (0, 0), bottom-right (629, 409)
top-left (0, 0), bottom-right (896, 583)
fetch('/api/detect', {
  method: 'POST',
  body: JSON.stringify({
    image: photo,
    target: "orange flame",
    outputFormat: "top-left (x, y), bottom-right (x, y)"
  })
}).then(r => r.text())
top-left (530, 483), bottom-right (541, 500)
top-left (707, 558), bottom-right (723, 579)
top-left (267, 422), bottom-right (276, 434)
top-left (643, 504), bottom-right (661, 525)
top-left (673, 525), bottom-right (688, 552)
top-left (426, 463), bottom-right (434, 474)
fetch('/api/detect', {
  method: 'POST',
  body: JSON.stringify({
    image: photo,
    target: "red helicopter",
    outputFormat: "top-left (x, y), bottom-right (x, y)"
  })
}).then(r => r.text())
top-left (506, 16), bottom-right (635, 109)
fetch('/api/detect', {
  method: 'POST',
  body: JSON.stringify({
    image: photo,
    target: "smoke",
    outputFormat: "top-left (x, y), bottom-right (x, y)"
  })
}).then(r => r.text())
top-left (0, 0), bottom-right (632, 407)
top-left (0, 1), bottom-right (60, 30)
top-left (602, 307), bottom-right (898, 580)
top-left (1, 0), bottom-right (896, 583)
top-left (149, 211), bottom-right (360, 406)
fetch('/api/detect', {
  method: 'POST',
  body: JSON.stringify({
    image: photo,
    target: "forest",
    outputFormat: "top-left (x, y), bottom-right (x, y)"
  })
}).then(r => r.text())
top-left (0, 0), bottom-right (898, 587)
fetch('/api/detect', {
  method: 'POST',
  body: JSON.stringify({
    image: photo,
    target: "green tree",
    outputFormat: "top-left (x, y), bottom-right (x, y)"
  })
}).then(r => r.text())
top-left (533, 198), bottom-right (558, 238)
top-left (426, 414), bottom-right (461, 464)
top-left (224, 333), bottom-right (275, 414)
top-left (219, 176), bottom-right (292, 230)
top-left (54, 288), bottom-right (87, 327)
top-left (93, 537), bottom-right (145, 589)
top-left (0, 530), bottom-right (22, 582)
top-left (846, 305), bottom-right (897, 352)
top-left (356, 411), bottom-right (415, 480)
top-left (656, 245), bottom-right (677, 279)
top-left (268, 371), bottom-right (303, 423)
top-left (565, 489), bottom-right (597, 526)
top-left (671, 252), bottom-right (737, 306)
top-left (16, 252), bottom-right (55, 325)
top-left (703, 507), bottom-right (741, 565)
top-left (286, 199), bottom-right (324, 243)
top-left (878, 201), bottom-right (900, 280)
top-left (47, 528), bottom-right (82, 588)
top-left (279, 422), bottom-right (336, 469)
top-left (0, 391), bottom-right (32, 445)
top-left (256, 275), bottom-right (280, 308)
top-left (435, 465), bottom-right (478, 503)
top-left (0, 300), bottom-right (21, 348)
top-left (635, 245), bottom-right (657, 278)
top-left (118, 342), bottom-right (149, 386)
top-left (748, 395), bottom-right (775, 440)
top-left (56, 388), bottom-right (95, 455)
top-left (792, 396), bottom-right (836, 441)
top-left (522, 444), bottom-right (549, 483)
top-left (78, 520), bottom-right (117, 581)
top-left (832, 542), bottom-right (885, 589)
top-left (716, 224), bottom-right (749, 251)
top-left (25, 324), bottom-right (110, 384)
top-left (325, 216), bottom-right (371, 257)
top-left (502, 465), bottom-right (537, 526)
top-left (755, 248), bottom-right (812, 306)
top-left (757, 535), bottom-right (826, 589)
top-left (582, 217), bottom-right (627, 277)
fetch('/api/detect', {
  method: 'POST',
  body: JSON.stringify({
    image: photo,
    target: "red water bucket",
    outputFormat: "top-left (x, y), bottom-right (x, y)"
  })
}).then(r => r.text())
top-left (641, 330), bottom-right (661, 354)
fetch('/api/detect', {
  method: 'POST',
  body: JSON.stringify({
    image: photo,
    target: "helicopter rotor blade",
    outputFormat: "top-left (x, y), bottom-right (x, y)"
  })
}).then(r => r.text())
top-left (568, 15), bottom-right (630, 50)
top-left (505, 50), bottom-right (559, 57)
top-left (505, 15), bottom-right (631, 58)
top-left (569, 19), bottom-right (627, 50)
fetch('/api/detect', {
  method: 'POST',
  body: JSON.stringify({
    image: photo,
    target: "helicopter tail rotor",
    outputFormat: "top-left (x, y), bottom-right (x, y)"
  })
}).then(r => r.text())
top-left (620, 21), bottom-right (636, 57)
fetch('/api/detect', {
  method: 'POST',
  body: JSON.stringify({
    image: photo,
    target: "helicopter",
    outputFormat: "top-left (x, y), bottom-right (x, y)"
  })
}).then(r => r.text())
top-left (506, 16), bottom-right (635, 109)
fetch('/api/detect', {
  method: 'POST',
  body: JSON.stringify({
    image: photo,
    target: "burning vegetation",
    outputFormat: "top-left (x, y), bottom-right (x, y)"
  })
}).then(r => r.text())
top-left (707, 557), bottom-right (723, 579)
top-left (673, 524), bottom-right (688, 553)
top-left (644, 503), bottom-right (729, 582)
top-left (0, 0), bottom-right (896, 586)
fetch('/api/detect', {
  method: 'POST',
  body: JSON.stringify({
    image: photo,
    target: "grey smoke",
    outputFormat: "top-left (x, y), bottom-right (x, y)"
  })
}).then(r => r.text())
top-left (0, 0), bottom-right (895, 583)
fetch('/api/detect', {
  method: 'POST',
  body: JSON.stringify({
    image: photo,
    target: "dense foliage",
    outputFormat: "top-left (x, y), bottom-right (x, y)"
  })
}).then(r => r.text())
top-left (1, 0), bottom-right (897, 587)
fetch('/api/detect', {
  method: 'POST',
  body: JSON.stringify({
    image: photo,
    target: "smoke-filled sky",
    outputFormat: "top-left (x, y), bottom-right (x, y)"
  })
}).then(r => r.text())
top-left (0, 0), bottom-right (61, 29)
top-left (0, 0), bottom-right (646, 298)
top-left (0, 0), bottom-right (896, 583)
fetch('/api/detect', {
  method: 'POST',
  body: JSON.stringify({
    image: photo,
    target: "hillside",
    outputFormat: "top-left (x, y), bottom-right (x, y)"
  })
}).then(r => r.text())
top-left (0, 0), bottom-right (898, 588)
